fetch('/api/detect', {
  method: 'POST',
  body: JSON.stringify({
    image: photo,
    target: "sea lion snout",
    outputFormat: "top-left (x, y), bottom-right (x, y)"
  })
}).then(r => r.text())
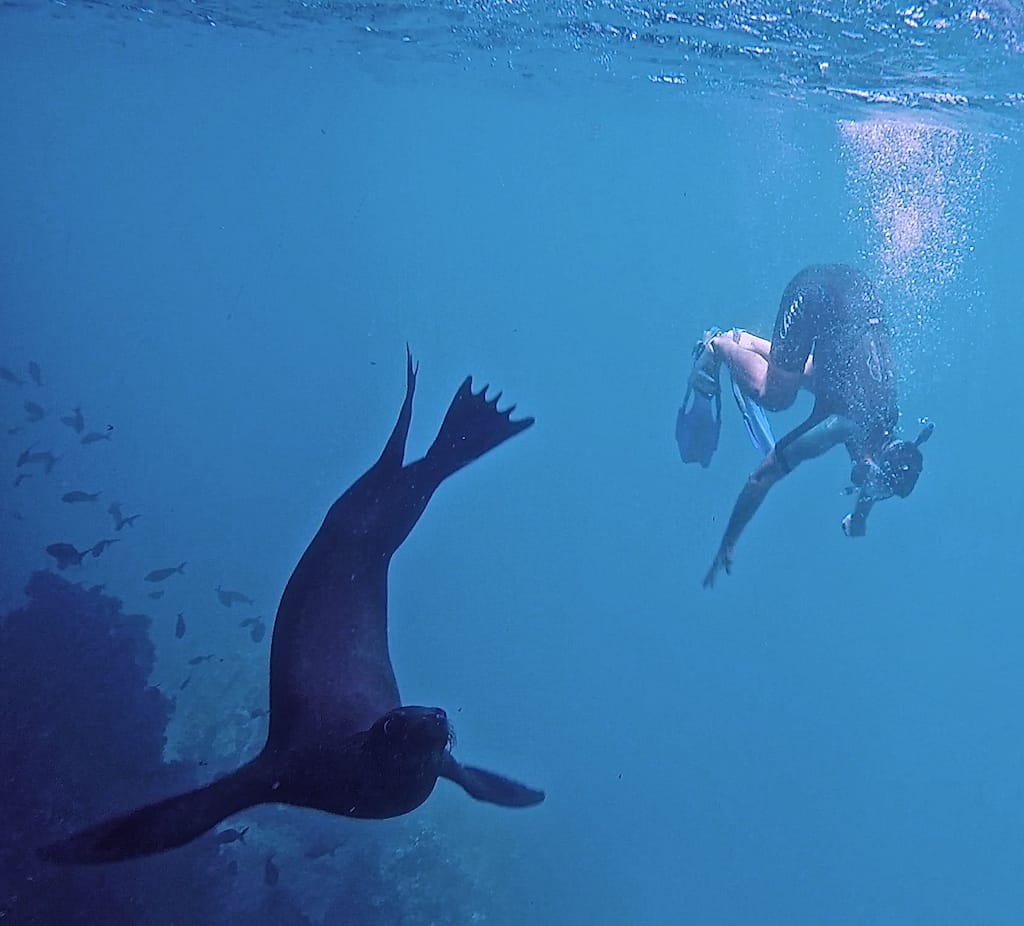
top-left (376, 706), bottom-right (450, 751)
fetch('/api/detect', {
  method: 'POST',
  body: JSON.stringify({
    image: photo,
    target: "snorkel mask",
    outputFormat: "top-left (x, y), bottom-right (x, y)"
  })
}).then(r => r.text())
top-left (846, 420), bottom-right (934, 503)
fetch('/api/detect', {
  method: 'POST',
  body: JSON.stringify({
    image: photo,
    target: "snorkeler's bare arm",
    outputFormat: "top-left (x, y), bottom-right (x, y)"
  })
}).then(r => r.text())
top-left (841, 497), bottom-right (875, 537)
top-left (703, 414), bottom-right (854, 588)
top-left (703, 450), bottom-right (786, 589)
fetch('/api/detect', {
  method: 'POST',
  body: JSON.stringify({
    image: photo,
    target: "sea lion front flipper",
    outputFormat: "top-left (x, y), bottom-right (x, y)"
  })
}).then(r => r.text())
top-left (426, 377), bottom-right (535, 478)
top-left (39, 758), bottom-right (272, 864)
top-left (440, 754), bottom-right (545, 808)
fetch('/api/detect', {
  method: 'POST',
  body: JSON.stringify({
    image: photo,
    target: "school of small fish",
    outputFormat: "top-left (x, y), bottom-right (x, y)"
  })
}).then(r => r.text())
top-left (5, 356), bottom-right (270, 754)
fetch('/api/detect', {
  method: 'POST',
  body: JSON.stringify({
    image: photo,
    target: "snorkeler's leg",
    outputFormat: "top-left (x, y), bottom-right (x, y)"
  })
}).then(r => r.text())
top-left (710, 318), bottom-right (818, 412)
top-left (707, 330), bottom-right (804, 411)
top-left (709, 330), bottom-right (769, 395)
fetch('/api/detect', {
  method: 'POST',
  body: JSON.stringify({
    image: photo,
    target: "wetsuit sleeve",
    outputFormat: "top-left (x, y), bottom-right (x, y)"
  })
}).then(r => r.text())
top-left (708, 416), bottom-right (851, 576)
top-left (774, 414), bottom-right (858, 474)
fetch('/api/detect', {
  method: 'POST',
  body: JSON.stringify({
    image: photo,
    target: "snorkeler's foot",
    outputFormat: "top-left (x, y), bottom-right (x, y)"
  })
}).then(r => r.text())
top-left (689, 327), bottom-right (724, 398)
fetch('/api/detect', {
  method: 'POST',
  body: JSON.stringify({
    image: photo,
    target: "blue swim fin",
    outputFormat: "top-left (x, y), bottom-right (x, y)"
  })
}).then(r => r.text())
top-left (675, 385), bottom-right (721, 468)
top-left (730, 376), bottom-right (775, 456)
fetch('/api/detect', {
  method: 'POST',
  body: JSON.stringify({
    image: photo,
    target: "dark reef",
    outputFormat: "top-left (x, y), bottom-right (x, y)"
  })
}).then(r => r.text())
top-left (0, 571), bottom-right (228, 924)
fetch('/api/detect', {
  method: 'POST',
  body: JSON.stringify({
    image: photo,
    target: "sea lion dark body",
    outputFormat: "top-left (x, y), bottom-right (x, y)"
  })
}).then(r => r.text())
top-left (42, 352), bottom-right (543, 864)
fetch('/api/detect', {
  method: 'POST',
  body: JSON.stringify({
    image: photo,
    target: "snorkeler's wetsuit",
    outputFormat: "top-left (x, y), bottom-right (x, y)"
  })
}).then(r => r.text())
top-left (769, 264), bottom-right (899, 470)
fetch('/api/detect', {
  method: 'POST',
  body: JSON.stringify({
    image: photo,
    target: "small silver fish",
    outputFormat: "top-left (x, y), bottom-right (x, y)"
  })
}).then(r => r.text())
top-left (24, 401), bottom-right (45, 422)
top-left (175, 612), bottom-right (186, 639)
top-left (188, 654), bottom-right (215, 666)
top-left (303, 840), bottom-right (344, 860)
top-left (62, 490), bottom-right (101, 504)
top-left (109, 502), bottom-right (142, 530)
top-left (28, 362), bottom-right (43, 386)
top-left (0, 367), bottom-right (24, 386)
top-left (264, 854), bottom-right (279, 886)
top-left (215, 826), bottom-right (248, 846)
top-left (216, 585), bottom-right (255, 607)
top-left (89, 538), bottom-right (119, 558)
top-left (250, 621), bottom-right (266, 644)
top-left (16, 442), bottom-right (38, 467)
top-left (46, 542), bottom-right (86, 570)
top-left (81, 431), bottom-right (111, 445)
top-left (148, 590), bottom-right (165, 600)
top-left (146, 562), bottom-right (187, 582)
top-left (60, 406), bottom-right (85, 434)
top-left (13, 473), bottom-right (31, 487)
top-left (179, 673), bottom-right (192, 691)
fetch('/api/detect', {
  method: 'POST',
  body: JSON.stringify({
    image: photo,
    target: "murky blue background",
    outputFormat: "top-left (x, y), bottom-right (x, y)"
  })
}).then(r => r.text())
top-left (2, 2), bottom-right (1023, 922)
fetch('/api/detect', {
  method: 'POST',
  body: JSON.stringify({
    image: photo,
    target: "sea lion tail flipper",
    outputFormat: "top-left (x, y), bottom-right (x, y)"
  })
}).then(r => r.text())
top-left (426, 376), bottom-right (534, 477)
top-left (440, 755), bottom-right (545, 808)
top-left (378, 345), bottom-right (418, 470)
top-left (38, 760), bottom-right (271, 864)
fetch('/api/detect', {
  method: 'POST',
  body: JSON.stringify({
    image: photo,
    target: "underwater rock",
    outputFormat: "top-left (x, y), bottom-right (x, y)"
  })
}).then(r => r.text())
top-left (0, 572), bottom-right (230, 924)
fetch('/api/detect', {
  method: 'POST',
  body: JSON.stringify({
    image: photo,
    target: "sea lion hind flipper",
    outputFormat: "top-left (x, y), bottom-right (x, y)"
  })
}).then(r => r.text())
top-left (39, 760), bottom-right (272, 864)
top-left (377, 345), bottom-right (419, 470)
top-left (440, 755), bottom-right (545, 808)
top-left (426, 376), bottom-right (534, 477)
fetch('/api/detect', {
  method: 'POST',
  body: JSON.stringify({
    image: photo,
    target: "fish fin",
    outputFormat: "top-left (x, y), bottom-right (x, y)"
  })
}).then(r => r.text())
top-left (425, 377), bottom-right (534, 479)
top-left (38, 759), bottom-right (271, 864)
top-left (440, 754), bottom-right (544, 808)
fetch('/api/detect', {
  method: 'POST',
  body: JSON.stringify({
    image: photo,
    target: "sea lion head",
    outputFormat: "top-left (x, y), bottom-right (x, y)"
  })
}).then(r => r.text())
top-left (368, 706), bottom-right (453, 759)
top-left (328, 706), bottom-right (453, 818)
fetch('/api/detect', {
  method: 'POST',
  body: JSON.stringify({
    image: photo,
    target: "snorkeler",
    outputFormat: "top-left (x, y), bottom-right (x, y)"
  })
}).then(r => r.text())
top-left (676, 264), bottom-right (933, 589)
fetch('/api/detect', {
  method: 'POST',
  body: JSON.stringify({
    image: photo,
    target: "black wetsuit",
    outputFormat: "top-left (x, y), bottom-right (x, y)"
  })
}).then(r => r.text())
top-left (770, 264), bottom-right (898, 469)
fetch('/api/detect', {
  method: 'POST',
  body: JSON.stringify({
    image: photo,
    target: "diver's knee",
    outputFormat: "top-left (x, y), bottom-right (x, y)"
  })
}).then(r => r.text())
top-left (761, 368), bottom-right (802, 411)
top-left (759, 388), bottom-right (797, 413)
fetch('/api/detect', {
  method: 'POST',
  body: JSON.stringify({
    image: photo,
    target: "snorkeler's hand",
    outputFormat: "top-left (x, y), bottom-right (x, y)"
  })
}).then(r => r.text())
top-left (703, 545), bottom-right (733, 589)
top-left (841, 513), bottom-right (866, 537)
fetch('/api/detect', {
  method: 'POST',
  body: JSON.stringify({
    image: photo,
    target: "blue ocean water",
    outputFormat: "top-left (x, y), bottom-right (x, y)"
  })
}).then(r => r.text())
top-left (1, 1), bottom-right (1022, 923)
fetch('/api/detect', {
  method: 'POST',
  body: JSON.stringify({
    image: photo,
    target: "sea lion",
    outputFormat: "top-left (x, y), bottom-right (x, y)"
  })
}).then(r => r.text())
top-left (41, 350), bottom-right (543, 864)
